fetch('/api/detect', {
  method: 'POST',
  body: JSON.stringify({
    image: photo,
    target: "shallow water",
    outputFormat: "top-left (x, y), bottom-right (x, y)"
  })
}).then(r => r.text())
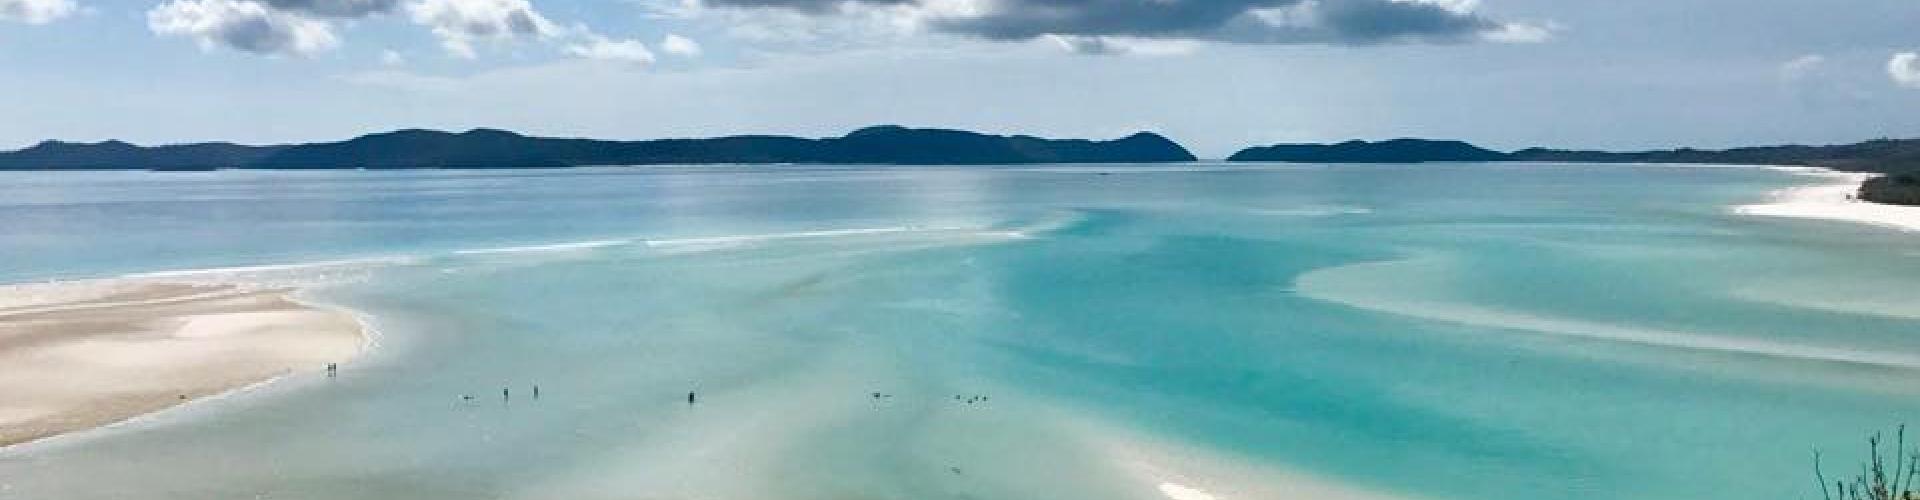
top-left (2, 163), bottom-right (1918, 499)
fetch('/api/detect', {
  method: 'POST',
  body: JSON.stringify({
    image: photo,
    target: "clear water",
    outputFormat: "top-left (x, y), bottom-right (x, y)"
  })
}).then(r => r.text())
top-left (2, 163), bottom-right (1918, 500)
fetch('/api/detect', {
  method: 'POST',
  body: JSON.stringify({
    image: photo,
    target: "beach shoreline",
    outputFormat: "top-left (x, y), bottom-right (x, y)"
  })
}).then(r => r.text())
top-left (1733, 167), bottom-right (1920, 232)
top-left (0, 279), bottom-right (368, 449)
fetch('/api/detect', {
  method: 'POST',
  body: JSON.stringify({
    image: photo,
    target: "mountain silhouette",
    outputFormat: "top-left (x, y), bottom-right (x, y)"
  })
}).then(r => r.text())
top-left (0, 126), bottom-right (1196, 170)
top-left (1228, 137), bottom-right (1920, 173)
top-left (1227, 139), bottom-right (1507, 163)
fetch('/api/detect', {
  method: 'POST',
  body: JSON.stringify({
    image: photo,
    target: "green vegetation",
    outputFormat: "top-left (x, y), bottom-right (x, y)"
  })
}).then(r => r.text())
top-left (1817, 426), bottom-right (1920, 500)
top-left (1859, 173), bottom-right (1920, 207)
top-left (0, 126), bottom-right (1197, 170)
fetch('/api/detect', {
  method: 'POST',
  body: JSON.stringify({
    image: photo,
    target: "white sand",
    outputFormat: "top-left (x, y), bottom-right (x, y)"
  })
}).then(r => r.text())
top-left (1734, 168), bottom-right (1920, 232)
top-left (1158, 483), bottom-right (1221, 500)
top-left (1076, 417), bottom-right (1403, 500)
top-left (0, 280), bottom-right (366, 447)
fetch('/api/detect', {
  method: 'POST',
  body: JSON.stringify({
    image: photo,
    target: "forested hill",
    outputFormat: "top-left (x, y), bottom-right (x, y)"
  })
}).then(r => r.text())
top-left (0, 126), bottom-right (1197, 170)
top-left (1228, 137), bottom-right (1920, 172)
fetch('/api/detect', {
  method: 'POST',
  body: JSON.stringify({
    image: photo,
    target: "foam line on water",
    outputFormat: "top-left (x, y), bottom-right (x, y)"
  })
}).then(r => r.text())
top-left (12, 220), bottom-right (1059, 289)
top-left (1295, 256), bottom-right (1920, 371)
top-left (1729, 285), bottom-right (1920, 321)
top-left (450, 239), bottom-right (635, 255)
top-left (635, 217), bottom-right (1080, 254)
top-left (120, 256), bottom-right (417, 280)
top-left (642, 226), bottom-right (939, 248)
top-left (999, 210), bottom-right (1089, 238)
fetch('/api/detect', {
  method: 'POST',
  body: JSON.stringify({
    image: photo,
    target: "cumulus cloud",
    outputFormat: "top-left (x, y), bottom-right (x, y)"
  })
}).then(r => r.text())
top-left (1891, 52), bottom-right (1920, 89)
top-left (661, 33), bottom-right (701, 57)
top-left (406, 0), bottom-right (558, 58)
top-left (260, 0), bottom-right (396, 18)
top-left (148, 0), bottom-right (340, 56)
top-left (0, 0), bottom-right (78, 24)
top-left (145, 0), bottom-right (601, 61)
top-left (652, 0), bottom-right (942, 48)
top-left (700, 0), bottom-right (1548, 48)
top-left (705, 0), bottom-right (910, 14)
top-left (564, 33), bottom-right (655, 65)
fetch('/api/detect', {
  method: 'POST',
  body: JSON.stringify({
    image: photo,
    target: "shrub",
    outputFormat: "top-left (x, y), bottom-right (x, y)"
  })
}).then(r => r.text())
top-left (1817, 426), bottom-right (1920, 500)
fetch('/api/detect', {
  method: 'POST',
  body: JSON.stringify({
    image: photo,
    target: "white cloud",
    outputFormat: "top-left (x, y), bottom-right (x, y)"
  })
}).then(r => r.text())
top-left (147, 0), bottom-right (579, 61)
top-left (0, 0), bottom-right (78, 24)
top-left (661, 33), bottom-right (701, 57)
top-left (657, 0), bottom-right (960, 49)
top-left (1481, 21), bottom-right (1555, 43)
top-left (262, 0), bottom-right (396, 18)
top-left (1044, 35), bottom-right (1198, 57)
top-left (148, 0), bottom-right (339, 56)
top-left (1778, 54), bottom-right (1824, 81)
top-left (1890, 52), bottom-right (1920, 89)
top-left (565, 33), bottom-right (655, 65)
top-left (405, 0), bottom-right (558, 58)
top-left (706, 0), bottom-right (1543, 49)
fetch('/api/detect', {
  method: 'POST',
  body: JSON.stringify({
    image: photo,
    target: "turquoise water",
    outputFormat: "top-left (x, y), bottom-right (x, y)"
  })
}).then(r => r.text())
top-left (3, 163), bottom-right (1919, 499)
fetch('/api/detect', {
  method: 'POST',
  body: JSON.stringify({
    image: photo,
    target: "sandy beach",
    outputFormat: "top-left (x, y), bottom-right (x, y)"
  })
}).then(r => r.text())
top-left (0, 280), bottom-right (365, 447)
top-left (1734, 167), bottom-right (1920, 232)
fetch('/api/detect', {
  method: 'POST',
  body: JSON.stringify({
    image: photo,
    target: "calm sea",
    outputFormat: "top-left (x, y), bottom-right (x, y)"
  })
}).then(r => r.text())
top-left (3, 163), bottom-right (1917, 500)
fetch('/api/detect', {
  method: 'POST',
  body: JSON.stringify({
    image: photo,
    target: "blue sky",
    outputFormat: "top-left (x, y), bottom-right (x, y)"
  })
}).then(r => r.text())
top-left (1, 0), bottom-right (1918, 157)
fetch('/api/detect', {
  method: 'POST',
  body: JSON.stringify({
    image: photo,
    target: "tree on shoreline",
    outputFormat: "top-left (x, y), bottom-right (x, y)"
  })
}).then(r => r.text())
top-left (1859, 172), bottom-right (1920, 206)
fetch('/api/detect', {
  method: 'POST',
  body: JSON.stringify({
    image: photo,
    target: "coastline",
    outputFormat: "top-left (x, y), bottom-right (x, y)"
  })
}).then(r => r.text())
top-left (1733, 167), bottom-right (1920, 232)
top-left (0, 279), bottom-right (368, 448)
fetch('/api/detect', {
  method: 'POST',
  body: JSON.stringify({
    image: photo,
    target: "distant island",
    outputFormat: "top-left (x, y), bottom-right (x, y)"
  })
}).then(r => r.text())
top-left (1230, 138), bottom-right (1920, 206)
top-left (11, 125), bottom-right (1920, 206)
top-left (1227, 138), bottom-right (1920, 171)
top-left (1228, 139), bottom-right (1508, 163)
top-left (0, 126), bottom-right (1195, 170)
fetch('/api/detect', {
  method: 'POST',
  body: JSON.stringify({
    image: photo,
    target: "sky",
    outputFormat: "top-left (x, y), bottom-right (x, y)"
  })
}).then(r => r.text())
top-left (1, 0), bottom-right (1918, 158)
